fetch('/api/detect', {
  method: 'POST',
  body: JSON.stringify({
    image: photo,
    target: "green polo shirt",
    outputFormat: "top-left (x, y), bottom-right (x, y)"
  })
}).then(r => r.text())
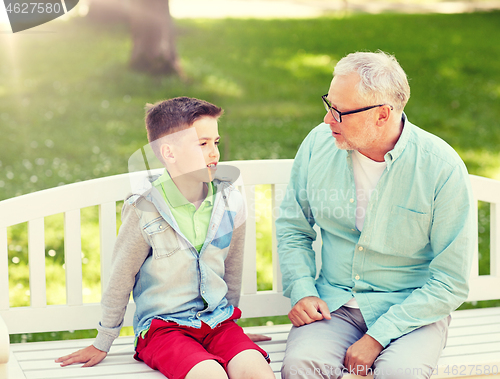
top-left (152, 170), bottom-right (214, 253)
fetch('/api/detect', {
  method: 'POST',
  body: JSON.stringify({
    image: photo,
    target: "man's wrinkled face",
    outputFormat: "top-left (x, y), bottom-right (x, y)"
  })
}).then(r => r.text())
top-left (323, 73), bottom-right (379, 152)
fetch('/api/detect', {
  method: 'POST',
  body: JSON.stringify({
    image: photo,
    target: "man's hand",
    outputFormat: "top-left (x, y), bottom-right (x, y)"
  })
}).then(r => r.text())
top-left (246, 333), bottom-right (272, 342)
top-left (344, 334), bottom-right (383, 376)
top-left (288, 296), bottom-right (331, 327)
top-left (55, 345), bottom-right (107, 367)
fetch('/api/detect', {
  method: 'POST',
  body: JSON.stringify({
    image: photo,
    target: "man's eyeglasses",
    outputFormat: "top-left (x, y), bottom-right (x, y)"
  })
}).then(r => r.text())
top-left (321, 94), bottom-right (393, 123)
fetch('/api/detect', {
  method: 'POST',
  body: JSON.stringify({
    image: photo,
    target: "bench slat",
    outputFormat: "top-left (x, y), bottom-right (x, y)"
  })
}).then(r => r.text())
top-left (19, 353), bottom-right (133, 370)
top-left (2, 304), bottom-right (101, 334)
top-left (492, 202), bottom-right (499, 276)
top-left (238, 292), bottom-right (291, 318)
top-left (5, 351), bottom-right (25, 379)
top-left (24, 362), bottom-right (159, 379)
top-left (470, 197), bottom-right (480, 279)
top-left (13, 341), bottom-right (135, 361)
top-left (242, 185), bottom-right (257, 295)
top-left (470, 175), bottom-right (500, 204)
top-left (0, 228), bottom-right (9, 310)
top-left (99, 201), bottom-right (117, 293)
top-left (235, 160), bottom-right (293, 186)
top-left (467, 276), bottom-right (500, 301)
top-left (448, 324), bottom-right (500, 338)
top-left (449, 306), bottom-right (500, 319)
top-left (64, 210), bottom-right (83, 306)
top-left (441, 340), bottom-right (500, 357)
top-left (28, 218), bottom-right (46, 308)
top-left (272, 183), bottom-right (287, 293)
top-left (0, 173), bottom-right (131, 229)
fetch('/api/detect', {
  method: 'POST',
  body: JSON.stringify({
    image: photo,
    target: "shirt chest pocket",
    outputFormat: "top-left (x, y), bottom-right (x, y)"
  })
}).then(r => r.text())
top-left (384, 205), bottom-right (431, 257)
top-left (143, 218), bottom-right (180, 258)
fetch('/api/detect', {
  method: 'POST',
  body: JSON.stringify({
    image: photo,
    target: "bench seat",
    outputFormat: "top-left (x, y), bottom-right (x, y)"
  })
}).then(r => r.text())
top-left (4, 306), bottom-right (500, 379)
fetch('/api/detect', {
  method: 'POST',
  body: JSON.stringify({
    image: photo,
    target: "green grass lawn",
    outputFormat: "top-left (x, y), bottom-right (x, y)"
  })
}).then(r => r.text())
top-left (2, 10), bottom-right (500, 342)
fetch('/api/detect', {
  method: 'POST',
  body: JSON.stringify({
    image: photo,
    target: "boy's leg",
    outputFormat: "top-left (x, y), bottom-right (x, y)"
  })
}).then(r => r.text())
top-left (281, 307), bottom-right (367, 379)
top-left (203, 309), bottom-right (271, 377)
top-left (226, 349), bottom-right (275, 379)
top-left (186, 360), bottom-right (228, 379)
top-left (372, 316), bottom-right (450, 379)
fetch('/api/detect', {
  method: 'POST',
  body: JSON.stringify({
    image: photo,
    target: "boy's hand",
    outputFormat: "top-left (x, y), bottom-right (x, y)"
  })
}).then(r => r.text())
top-left (55, 345), bottom-right (107, 367)
top-left (246, 333), bottom-right (272, 342)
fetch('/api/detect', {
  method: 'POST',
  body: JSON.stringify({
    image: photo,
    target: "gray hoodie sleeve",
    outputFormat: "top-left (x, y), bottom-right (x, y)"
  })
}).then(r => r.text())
top-left (93, 199), bottom-right (151, 352)
top-left (223, 201), bottom-right (246, 308)
top-left (224, 222), bottom-right (245, 307)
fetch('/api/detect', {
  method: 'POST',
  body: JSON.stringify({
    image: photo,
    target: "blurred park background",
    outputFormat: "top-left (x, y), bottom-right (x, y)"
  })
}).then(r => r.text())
top-left (1, 0), bottom-right (499, 342)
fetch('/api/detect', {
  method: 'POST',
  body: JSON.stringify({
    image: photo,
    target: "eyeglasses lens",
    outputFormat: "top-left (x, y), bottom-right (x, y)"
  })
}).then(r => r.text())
top-left (322, 96), bottom-right (341, 122)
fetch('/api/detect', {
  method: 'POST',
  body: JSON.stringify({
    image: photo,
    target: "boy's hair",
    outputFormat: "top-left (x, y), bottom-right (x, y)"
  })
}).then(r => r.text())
top-left (145, 97), bottom-right (223, 143)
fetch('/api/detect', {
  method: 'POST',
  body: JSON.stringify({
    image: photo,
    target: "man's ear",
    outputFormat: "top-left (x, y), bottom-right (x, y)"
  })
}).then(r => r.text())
top-left (160, 143), bottom-right (176, 163)
top-left (376, 105), bottom-right (392, 126)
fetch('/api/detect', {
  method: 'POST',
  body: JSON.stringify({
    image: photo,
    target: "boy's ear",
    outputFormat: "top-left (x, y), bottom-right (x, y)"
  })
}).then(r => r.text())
top-left (160, 143), bottom-right (176, 163)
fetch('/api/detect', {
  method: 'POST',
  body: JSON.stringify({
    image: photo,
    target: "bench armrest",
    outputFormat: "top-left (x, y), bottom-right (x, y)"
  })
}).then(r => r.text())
top-left (0, 315), bottom-right (9, 363)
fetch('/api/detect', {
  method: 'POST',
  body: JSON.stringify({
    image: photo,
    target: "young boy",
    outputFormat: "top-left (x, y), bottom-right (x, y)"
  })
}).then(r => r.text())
top-left (56, 97), bottom-right (274, 379)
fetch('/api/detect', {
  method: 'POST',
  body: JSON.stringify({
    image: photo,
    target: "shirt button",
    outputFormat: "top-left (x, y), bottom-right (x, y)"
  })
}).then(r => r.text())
top-left (355, 275), bottom-right (360, 280)
top-left (159, 225), bottom-right (163, 230)
top-left (358, 246), bottom-right (363, 251)
top-left (350, 198), bottom-right (354, 203)
top-left (202, 291), bottom-right (205, 294)
top-left (197, 313), bottom-right (201, 317)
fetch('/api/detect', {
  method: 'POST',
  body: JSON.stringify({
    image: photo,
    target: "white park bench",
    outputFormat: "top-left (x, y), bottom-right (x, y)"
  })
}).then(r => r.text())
top-left (1, 159), bottom-right (499, 379)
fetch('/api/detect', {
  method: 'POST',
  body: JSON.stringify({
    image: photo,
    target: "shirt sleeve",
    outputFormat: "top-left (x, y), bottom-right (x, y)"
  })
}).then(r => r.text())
top-left (367, 163), bottom-right (476, 347)
top-left (276, 131), bottom-right (320, 306)
top-left (93, 198), bottom-right (151, 352)
top-left (224, 223), bottom-right (245, 307)
top-left (224, 198), bottom-right (246, 307)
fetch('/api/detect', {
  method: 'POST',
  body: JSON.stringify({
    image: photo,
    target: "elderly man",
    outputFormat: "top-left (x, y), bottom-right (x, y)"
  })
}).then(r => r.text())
top-left (277, 51), bottom-right (475, 378)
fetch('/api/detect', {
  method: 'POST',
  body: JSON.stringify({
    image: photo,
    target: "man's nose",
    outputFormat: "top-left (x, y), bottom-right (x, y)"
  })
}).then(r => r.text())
top-left (324, 110), bottom-right (337, 124)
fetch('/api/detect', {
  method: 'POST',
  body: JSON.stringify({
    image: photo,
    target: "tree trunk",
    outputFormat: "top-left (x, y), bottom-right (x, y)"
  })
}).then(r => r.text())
top-left (86, 0), bottom-right (129, 24)
top-left (129, 0), bottom-right (182, 76)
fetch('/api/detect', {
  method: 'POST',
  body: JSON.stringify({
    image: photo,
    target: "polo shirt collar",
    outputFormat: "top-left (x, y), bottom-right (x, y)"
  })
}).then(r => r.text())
top-left (154, 170), bottom-right (214, 208)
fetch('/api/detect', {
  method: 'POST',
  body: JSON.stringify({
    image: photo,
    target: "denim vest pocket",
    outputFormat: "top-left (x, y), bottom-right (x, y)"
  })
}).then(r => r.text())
top-left (385, 205), bottom-right (431, 257)
top-left (143, 217), bottom-right (180, 258)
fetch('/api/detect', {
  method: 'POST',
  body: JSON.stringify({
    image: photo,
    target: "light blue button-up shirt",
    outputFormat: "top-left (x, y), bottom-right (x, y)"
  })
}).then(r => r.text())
top-left (276, 115), bottom-right (475, 347)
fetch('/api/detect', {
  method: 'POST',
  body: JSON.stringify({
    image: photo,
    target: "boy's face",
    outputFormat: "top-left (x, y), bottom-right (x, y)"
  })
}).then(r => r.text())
top-left (163, 116), bottom-right (220, 182)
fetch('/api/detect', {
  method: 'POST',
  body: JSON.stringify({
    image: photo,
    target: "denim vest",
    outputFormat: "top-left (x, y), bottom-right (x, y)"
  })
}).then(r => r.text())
top-left (127, 173), bottom-right (244, 338)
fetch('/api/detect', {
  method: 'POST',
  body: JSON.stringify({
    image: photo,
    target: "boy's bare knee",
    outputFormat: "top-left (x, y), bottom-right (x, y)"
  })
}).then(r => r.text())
top-left (227, 349), bottom-right (274, 379)
top-left (185, 359), bottom-right (228, 379)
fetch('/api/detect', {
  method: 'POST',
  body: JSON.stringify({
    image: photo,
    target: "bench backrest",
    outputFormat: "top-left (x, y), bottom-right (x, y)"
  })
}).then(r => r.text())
top-left (1, 159), bottom-right (500, 335)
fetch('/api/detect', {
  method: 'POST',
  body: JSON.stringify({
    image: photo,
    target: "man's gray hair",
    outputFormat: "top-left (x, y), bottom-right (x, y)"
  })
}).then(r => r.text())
top-left (334, 51), bottom-right (410, 112)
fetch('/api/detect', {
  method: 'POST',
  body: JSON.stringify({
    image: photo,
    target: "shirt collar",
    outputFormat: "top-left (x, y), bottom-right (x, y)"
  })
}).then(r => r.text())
top-left (153, 170), bottom-right (214, 208)
top-left (384, 112), bottom-right (412, 170)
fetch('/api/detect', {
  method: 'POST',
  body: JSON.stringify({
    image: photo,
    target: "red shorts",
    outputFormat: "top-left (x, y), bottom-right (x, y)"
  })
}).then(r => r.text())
top-left (134, 308), bottom-right (269, 379)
